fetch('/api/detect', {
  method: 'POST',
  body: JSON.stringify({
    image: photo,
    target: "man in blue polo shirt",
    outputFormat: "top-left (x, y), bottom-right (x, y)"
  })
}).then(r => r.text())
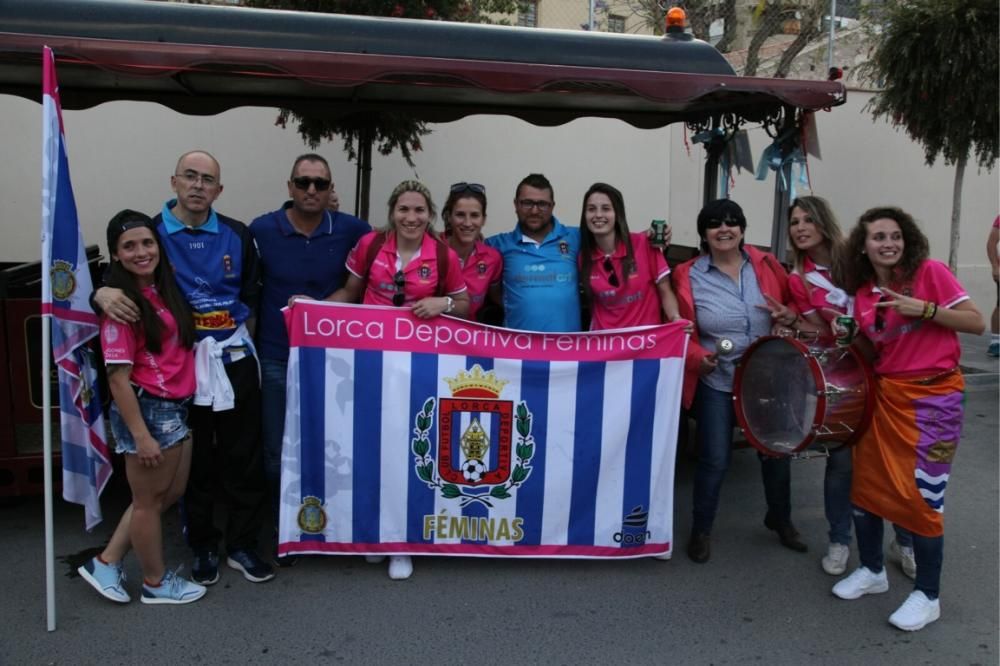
top-left (249, 154), bottom-right (369, 553)
top-left (95, 150), bottom-right (274, 586)
top-left (486, 173), bottom-right (581, 332)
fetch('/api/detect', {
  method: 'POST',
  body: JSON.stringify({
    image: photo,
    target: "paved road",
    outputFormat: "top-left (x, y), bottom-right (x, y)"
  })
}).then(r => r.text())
top-left (1, 383), bottom-right (996, 665)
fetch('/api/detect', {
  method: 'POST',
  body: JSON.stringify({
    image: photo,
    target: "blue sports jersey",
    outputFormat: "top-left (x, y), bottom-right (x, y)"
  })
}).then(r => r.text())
top-left (156, 200), bottom-right (259, 343)
top-left (485, 217), bottom-right (581, 332)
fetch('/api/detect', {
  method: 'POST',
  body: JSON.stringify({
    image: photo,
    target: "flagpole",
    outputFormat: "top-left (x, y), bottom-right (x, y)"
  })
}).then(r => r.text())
top-left (42, 314), bottom-right (56, 631)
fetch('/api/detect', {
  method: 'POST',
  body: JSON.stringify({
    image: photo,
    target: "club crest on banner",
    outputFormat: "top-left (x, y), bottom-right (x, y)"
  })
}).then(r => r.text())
top-left (297, 495), bottom-right (328, 534)
top-left (411, 364), bottom-right (535, 506)
top-left (50, 259), bottom-right (77, 300)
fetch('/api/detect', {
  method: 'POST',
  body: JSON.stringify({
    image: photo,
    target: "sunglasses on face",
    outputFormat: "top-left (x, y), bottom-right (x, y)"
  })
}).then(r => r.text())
top-left (704, 218), bottom-right (741, 229)
top-left (603, 256), bottom-right (620, 288)
top-left (392, 270), bottom-right (406, 307)
top-left (450, 182), bottom-right (486, 195)
top-left (291, 176), bottom-right (332, 192)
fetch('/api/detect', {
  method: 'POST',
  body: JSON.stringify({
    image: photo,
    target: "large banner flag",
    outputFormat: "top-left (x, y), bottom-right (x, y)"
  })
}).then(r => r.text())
top-left (278, 301), bottom-right (687, 559)
top-left (41, 47), bottom-right (110, 531)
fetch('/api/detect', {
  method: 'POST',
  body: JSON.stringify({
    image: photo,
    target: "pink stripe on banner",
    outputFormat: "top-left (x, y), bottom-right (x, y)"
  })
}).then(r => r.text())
top-left (280, 541), bottom-right (671, 558)
top-left (284, 301), bottom-right (687, 362)
top-left (41, 302), bottom-right (99, 325)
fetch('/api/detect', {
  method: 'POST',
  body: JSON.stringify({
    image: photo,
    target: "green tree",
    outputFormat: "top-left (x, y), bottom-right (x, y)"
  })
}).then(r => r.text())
top-left (244, 1), bottom-right (519, 218)
top-left (860, 0), bottom-right (998, 270)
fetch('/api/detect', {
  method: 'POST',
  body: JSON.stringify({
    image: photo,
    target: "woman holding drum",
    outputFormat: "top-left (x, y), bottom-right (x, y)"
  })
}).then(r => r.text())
top-left (830, 206), bottom-right (984, 631)
top-left (672, 199), bottom-right (805, 563)
top-left (766, 197), bottom-right (917, 578)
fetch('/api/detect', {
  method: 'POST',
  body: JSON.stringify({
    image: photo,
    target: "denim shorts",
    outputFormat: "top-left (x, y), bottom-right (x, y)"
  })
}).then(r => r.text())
top-left (109, 394), bottom-right (191, 455)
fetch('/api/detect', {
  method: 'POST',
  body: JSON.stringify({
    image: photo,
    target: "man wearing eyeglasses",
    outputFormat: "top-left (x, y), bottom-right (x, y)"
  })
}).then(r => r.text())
top-left (249, 154), bottom-right (370, 559)
top-left (485, 173), bottom-right (581, 331)
top-left (94, 149), bottom-right (275, 586)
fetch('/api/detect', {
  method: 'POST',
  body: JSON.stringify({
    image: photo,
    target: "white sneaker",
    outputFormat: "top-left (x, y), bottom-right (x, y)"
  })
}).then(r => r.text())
top-left (822, 543), bottom-right (850, 575)
top-left (888, 540), bottom-right (917, 580)
top-left (364, 555), bottom-right (386, 564)
top-left (889, 591), bottom-right (940, 631)
top-left (388, 555), bottom-right (413, 580)
top-left (832, 566), bottom-right (889, 600)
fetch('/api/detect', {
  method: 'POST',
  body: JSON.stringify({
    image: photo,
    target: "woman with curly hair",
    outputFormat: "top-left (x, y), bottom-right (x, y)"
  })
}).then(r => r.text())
top-left (830, 206), bottom-right (984, 632)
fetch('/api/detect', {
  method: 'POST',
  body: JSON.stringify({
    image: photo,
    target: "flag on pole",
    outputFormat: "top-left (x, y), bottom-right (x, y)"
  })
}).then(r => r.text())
top-left (278, 302), bottom-right (687, 559)
top-left (41, 46), bottom-right (111, 531)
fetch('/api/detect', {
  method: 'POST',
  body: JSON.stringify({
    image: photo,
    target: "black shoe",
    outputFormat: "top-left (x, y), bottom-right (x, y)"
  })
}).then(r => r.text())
top-left (227, 548), bottom-right (276, 583)
top-left (275, 554), bottom-right (299, 569)
top-left (763, 515), bottom-right (808, 553)
top-left (687, 532), bottom-right (711, 563)
top-left (191, 550), bottom-right (220, 586)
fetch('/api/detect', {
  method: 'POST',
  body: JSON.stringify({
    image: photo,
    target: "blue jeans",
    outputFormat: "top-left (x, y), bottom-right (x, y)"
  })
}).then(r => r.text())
top-left (825, 446), bottom-right (853, 545)
top-left (853, 506), bottom-right (942, 599)
top-left (692, 382), bottom-right (792, 534)
top-left (260, 357), bottom-right (288, 528)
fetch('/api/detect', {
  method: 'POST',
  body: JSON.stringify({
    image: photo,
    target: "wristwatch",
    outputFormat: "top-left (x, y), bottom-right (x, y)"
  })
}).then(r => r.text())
top-left (444, 296), bottom-right (454, 313)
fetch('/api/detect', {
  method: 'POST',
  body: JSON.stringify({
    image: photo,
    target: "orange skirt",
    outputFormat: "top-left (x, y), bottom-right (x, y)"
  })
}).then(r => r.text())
top-left (850, 370), bottom-right (964, 537)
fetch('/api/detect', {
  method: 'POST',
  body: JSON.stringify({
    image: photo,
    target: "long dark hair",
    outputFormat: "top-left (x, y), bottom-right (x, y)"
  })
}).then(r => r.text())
top-left (578, 183), bottom-right (636, 304)
top-left (105, 209), bottom-right (195, 353)
top-left (835, 206), bottom-right (929, 293)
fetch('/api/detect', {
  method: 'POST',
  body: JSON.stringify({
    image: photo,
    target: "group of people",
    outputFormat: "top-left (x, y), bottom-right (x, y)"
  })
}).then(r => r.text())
top-left (75, 149), bottom-right (985, 633)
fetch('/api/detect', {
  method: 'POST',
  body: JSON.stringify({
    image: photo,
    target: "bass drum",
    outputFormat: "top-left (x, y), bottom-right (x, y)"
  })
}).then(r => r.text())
top-left (733, 336), bottom-right (875, 457)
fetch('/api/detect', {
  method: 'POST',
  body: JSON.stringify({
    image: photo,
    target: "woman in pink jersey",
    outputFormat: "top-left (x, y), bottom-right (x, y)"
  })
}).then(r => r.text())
top-left (767, 196), bottom-right (915, 579)
top-left (441, 182), bottom-right (502, 322)
top-left (330, 180), bottom-right (468, 580)
top-left (78, 210), bottom-right (205, 605)
top-left (578, 182), bottom-right (679, 330)
top-left (830, 206), bottom-right (984, 631)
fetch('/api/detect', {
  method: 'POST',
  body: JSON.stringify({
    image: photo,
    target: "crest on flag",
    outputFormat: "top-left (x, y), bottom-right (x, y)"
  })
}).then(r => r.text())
top-left (50, 259), bottom-right (77, 300)
top-left (411, 364), bottom-right (535, 507)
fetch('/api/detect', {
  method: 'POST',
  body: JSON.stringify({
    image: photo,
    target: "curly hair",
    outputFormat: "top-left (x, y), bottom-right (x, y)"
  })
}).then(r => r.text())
top-left (835, 206), bottom-right (929, 293)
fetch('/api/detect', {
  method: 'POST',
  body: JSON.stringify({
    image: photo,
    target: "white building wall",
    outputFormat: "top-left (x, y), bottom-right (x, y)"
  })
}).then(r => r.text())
top-left (0, 88), bottom-right (996, 311)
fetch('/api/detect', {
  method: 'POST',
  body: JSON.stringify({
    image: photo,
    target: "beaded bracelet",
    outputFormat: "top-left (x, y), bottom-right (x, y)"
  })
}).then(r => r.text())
top-left (922, 301), bottom-right (938, 320)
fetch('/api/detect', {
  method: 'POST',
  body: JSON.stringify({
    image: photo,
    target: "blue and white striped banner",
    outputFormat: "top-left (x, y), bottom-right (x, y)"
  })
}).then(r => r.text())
top-left (278, 301), bottom-right (687, 559)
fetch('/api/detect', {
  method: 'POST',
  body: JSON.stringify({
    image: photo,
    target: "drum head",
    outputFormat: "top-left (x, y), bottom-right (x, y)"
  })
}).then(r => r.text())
top-left (734, 337), bottom-right (822, 456)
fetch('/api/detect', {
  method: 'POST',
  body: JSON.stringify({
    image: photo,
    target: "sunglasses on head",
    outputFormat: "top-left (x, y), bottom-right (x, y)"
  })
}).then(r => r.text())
top-left (603, 256), bottom-right (620, 288)
top-left (704, 217), bottom-right (741, 229)
top-left (450, 182), bottom-right (486, 195)
top-left (392, 270), bottom-right (406, 307)
top-left (291, 176), bottom-right (332, 192)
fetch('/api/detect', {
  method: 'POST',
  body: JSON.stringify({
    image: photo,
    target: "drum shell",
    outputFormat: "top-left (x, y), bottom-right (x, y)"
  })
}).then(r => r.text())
top-left (733, 336), bottom-right (875, 457)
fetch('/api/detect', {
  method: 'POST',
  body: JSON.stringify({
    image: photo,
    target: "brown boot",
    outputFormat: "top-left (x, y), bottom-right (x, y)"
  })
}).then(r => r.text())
top-left (687, 532), bottom-right (711, 563)
top-left (764, 515), bottom-right (808, 553)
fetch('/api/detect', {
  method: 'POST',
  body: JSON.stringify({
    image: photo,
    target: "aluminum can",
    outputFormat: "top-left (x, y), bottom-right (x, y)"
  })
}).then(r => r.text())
top-left (651, 219), bottom-right (668, 247)
top-left (834, 315), bottom-right (857, 346)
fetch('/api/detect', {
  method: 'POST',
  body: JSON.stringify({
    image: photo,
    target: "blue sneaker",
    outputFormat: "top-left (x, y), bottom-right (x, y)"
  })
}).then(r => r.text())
top-left (226, 548), bottom-right (275, 583)
top-left (141, 569), bottom-right (206, 605)
top-left (78, 556), bottom-right (130, 603)
top-left (988, 341), bottom-right (999, 357)
top-left (191, 550), bottom-right (219, 586)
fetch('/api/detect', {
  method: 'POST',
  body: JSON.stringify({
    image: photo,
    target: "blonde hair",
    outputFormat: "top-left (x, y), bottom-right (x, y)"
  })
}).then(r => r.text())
top-left (787, 196), bottom-right (844, 296)
top-left (386, 180), bottom-right (437, 234)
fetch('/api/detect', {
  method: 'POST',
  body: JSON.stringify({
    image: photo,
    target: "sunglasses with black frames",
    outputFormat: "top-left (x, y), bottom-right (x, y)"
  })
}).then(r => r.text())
top-left (603, 256), bottom-right (620, 288)
top-left (704, 217), bottom-right (742, 229)
top-left (291, 176), bottom-right (332, 192)
top-left (392, 270), bottom-right (406, 307)
top-left (450, 182), bottom-right (486, 195)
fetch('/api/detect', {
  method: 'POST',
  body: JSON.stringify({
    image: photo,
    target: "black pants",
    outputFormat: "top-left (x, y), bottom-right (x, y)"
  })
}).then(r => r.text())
top-left (184, 355), bottom-right (266, 555)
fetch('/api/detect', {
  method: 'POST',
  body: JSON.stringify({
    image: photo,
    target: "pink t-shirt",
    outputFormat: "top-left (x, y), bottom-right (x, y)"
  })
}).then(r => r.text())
top-left (346, 230), bottom-right (466, 307)
top-left (100, 285), bottom-right (195, 399)
top-left (853, 259), bottom-right (968, 375)
top-left (584, 232), bottom-right (671, 331)
top-left (789, 257), bottom-right (846, 322)
top-left (456, 240), bottom-right (503, 319)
